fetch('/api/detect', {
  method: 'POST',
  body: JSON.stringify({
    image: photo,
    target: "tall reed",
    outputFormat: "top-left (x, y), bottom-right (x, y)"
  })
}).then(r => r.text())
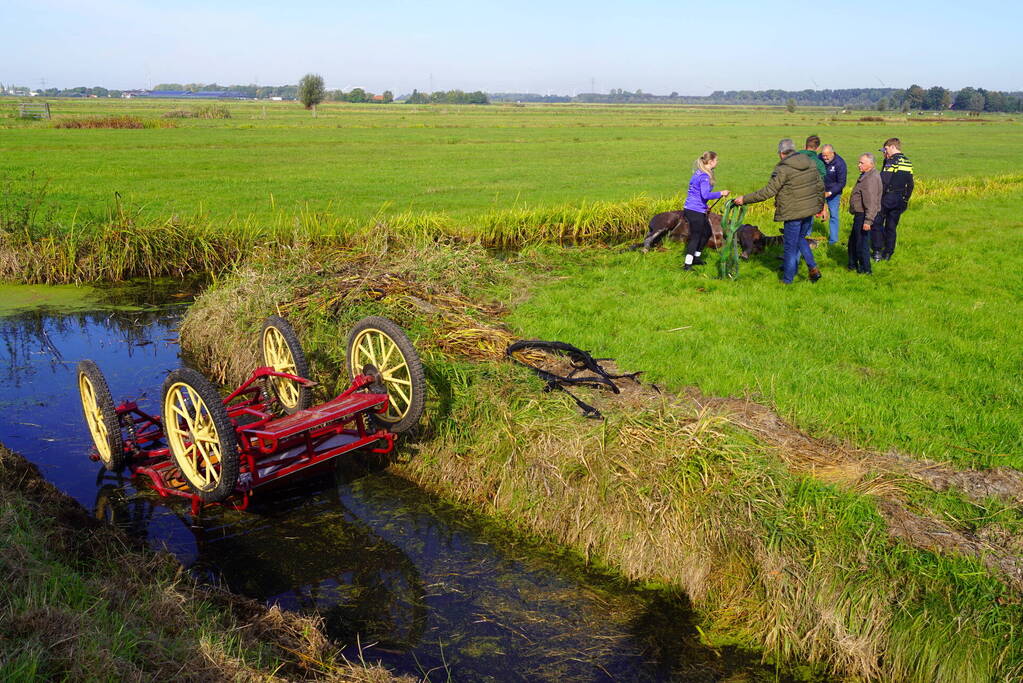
top-left (2, 173), bottom-right (1020, 283)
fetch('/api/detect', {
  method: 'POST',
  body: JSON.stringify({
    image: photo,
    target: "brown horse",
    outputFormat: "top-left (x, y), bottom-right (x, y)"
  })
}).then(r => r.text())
top-left (630, 211), bottom-right (816, 260)
top-left (631, 210), bottom-right (725, 251)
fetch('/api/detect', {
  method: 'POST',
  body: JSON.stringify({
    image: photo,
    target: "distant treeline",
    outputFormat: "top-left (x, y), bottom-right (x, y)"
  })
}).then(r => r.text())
top-left (491, 85), bottom-right (1023, 112)
top-left (4, 81), bottom-right (1018, 111)
top-left (154, 83), bottom-right (299, 99)
top-left (403, 89), bottom-right (489, 104)
top-left (2, 85), bottom-right (126, 98)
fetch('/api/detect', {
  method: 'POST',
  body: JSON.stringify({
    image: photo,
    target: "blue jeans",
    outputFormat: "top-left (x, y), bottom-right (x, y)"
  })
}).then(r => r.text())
top-left (825, 194), bottom-right (841, 244)
top-left (782, 216), bottom-right (816, 284)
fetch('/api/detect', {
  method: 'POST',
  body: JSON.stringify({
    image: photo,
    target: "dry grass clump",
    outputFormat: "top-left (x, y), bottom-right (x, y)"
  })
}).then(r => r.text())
top-left (163, 105), bottom-right (232, 119)
top-left (52, 115), bottom-right (176, 129)
top-left (193, 103), bottom-right (232, 119)
top-left (179, 237), bottom-right (519, 386)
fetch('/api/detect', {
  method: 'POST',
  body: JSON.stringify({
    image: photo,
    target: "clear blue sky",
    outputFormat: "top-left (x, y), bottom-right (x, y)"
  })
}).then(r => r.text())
top-left (3, 0), bottom-right (1020, 94)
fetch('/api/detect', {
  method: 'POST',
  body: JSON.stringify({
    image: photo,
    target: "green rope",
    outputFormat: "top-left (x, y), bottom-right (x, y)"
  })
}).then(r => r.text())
top-left (717, 199), bottom-right (746, 279)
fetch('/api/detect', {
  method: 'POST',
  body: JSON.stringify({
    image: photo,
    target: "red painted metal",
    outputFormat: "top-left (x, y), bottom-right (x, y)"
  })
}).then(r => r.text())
top-left (98, 368), bottom-right (395, 514)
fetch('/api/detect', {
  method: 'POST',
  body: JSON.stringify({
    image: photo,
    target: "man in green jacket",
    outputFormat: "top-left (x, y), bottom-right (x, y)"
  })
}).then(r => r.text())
top-left (735, 138), bottom-right (825, 284)
top-left (799, 135), bottom-right (827, 179)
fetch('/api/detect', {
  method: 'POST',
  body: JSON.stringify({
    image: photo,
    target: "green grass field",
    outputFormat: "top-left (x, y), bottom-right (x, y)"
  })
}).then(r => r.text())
top-left (2, 97), bottom-right (1022, 223)
top-left (510, 190), bottom-right (1023, 470)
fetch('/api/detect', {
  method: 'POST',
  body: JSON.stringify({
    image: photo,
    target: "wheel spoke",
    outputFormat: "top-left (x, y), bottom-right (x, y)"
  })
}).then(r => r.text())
top-left (380, 338), bottom-right (397, 367)
top-left (195, 441), bottom-right (220, 485)
top-left (358, 334), bottom-right (378, 368)
top-left (174, 392), bottom-right (198, 435)
top-left (382, 363), bottom-right (409, 382)
top-left (389, 381), bottom-right (411, 410)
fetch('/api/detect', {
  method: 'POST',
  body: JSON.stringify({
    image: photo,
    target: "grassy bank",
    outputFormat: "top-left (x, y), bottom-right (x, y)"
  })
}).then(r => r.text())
top-left (0, 444), bottom-right (407, 681)
top-left (3, 169), bottom-right (1021, 283)
top-left (178, 240), bottom-right (1023, 682)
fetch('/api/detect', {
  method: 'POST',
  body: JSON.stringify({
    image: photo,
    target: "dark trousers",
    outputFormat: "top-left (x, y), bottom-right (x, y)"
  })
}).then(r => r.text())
top-left (847, 213), bottom-right (872, 273)
top-left (872, 205), bottom-right (904, 257)
top-left (683, 209), bottom-right (711, 257)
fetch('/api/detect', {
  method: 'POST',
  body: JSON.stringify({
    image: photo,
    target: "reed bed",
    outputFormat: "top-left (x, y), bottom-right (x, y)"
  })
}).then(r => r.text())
top-left (51, 115), bottom-right (176, 129)
top-left (2, 172), bottom-right (1020, 284)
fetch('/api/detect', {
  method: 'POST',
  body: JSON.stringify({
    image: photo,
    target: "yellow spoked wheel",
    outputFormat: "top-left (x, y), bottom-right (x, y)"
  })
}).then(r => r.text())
top-left (161, 368), bottom-right (239, 503)
top-left (77, 360), bottom-right (125, 471)
top-left (261, 315), bottom-right (312, 415)
top-left (346, 316), bottom-right (426, 434)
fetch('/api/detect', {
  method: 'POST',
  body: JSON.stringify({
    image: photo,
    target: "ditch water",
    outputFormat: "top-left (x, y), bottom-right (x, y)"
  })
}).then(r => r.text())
top-left (0, 281), bottom-right (819, 682)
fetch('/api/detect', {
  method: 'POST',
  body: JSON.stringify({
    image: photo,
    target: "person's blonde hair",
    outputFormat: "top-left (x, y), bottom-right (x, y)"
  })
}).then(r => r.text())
top-left (693, 151), bottom-right (718, 184)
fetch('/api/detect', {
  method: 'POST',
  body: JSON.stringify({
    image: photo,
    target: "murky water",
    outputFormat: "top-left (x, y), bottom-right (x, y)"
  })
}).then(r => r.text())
top-left (0, 283), bottom-right (819, 681)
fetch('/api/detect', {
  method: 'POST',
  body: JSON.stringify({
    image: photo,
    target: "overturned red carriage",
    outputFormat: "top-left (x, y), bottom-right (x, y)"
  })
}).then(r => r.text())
top-left (77, 315), bottom-right (426, 515)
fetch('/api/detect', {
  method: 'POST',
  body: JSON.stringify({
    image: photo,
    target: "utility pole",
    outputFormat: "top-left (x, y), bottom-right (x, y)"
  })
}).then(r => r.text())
top-left (590, 77), bottom-right (595, 94)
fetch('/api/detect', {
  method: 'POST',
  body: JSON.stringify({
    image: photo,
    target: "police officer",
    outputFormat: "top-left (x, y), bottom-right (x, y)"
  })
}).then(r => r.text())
top-left (874, 137), bottom-right (914, 261)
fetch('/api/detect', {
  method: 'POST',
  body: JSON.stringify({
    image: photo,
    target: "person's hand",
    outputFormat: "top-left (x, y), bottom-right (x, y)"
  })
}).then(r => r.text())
top-left (733, 195), bottom-right (744, 205)
top-left (864, 223), bottom-right (872, 231)
top-left (720, 190), bottom-right (730, 197)
top-left (825, 191), bottom-right (832, 197)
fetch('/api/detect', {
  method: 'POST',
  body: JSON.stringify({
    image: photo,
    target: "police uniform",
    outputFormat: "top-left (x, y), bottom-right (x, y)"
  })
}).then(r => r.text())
top-left (873, 151), bottom-right (914, 260)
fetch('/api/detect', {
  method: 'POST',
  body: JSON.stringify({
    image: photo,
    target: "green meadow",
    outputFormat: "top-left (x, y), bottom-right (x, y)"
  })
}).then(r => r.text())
top-left (2, 97), bottom-right (1022, 222)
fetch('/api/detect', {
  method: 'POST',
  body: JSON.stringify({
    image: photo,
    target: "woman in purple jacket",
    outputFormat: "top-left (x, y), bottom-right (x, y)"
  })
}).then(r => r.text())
top-left (683, 151), bottom-right (729, 270)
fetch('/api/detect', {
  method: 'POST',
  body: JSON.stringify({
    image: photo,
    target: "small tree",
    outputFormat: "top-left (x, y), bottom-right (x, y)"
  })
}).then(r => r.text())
top-left (382, 90), bottom-right (394, 103)
top-left (877, 97), bottom-right (888, 112)
top-left (785, 98), bottom-right (796, 113)
top-left (298, 73), bottom-right (325, 113)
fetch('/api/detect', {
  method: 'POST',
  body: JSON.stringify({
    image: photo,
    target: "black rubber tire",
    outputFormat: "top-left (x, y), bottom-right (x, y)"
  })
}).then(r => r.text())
top-left (346, 316), bottom-right (426, 434)
top-left (77, 359), bottom-right (125, 472)
top-left (161, 367), bottom-right (239, 503)
top-left (260, 315), bottom-right (313, 415)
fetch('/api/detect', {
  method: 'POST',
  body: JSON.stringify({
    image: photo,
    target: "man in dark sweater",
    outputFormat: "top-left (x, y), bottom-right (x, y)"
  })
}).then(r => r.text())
top-left (820, 144), bottom-right (847, 244)
top-left (874, 137), bottom-right (914, 261)
top-left (735, 138), bottom-right (825, 284)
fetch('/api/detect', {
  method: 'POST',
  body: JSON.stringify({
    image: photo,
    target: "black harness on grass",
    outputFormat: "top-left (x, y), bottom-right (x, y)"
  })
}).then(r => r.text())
top-left (505, 340), bottom-right (642, 419)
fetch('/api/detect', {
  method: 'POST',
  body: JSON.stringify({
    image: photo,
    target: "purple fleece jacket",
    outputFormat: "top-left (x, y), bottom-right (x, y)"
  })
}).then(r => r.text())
top-left (683, 171), bottom-right (722, 213)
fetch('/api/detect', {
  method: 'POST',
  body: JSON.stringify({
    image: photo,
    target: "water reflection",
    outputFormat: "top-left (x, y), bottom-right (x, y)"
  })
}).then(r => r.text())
top-left (91, 460), bottom-right (807, 682)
